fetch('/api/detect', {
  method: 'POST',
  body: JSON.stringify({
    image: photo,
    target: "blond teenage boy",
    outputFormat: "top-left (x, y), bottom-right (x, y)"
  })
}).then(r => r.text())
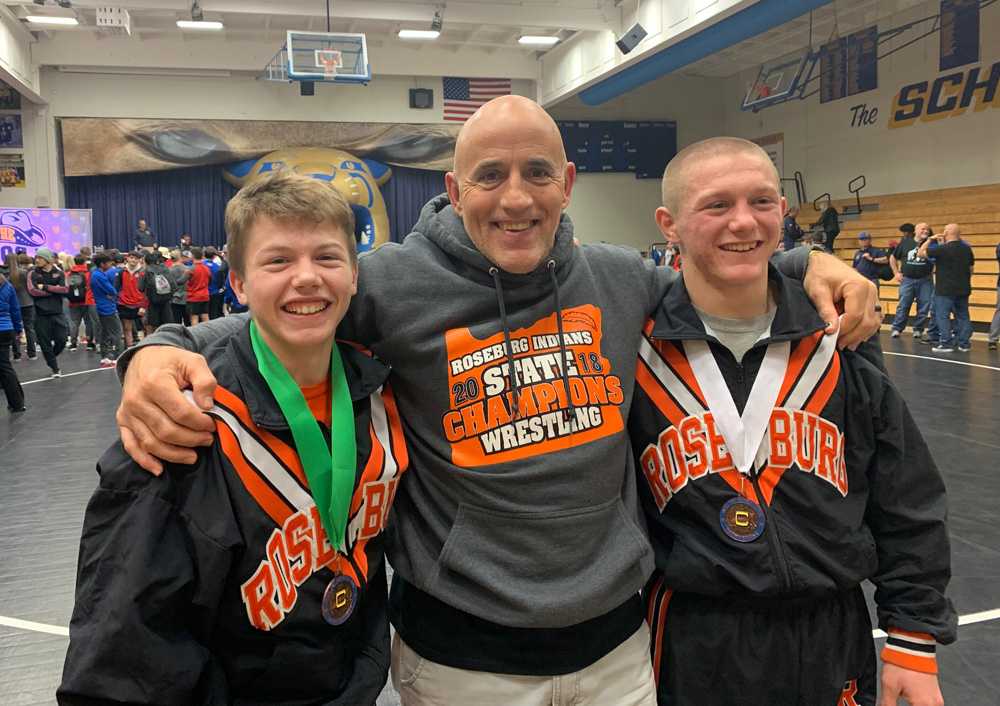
top-left (631, 138), bottom-right (955, 706)
top-left (59, 171), bottom-right (407, 706)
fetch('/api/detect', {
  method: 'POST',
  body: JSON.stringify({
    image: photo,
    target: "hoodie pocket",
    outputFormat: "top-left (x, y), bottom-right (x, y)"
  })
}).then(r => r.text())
top-left (430, 496), bottom-right (651, 629)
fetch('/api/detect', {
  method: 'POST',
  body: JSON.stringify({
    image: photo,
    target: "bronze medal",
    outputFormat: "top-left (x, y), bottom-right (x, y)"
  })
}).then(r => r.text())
top-left (720, 497), bottom-right (765, 543)
top-left (322, 574), bottom-right (357, 626)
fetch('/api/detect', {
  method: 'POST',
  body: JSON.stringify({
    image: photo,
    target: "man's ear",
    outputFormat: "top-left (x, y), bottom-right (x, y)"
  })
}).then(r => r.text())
top-left (654, 206), bottom-right (680, 245)
top-left (229, 269), bottom-right (249, 306)
top-left (445, 171), bottom-right (462, 215)
top-left (560, 162), bottom-right (577, 210)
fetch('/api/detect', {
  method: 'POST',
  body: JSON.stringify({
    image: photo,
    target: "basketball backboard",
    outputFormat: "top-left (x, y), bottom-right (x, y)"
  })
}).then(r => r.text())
top-left (264, 31), bottom-right (370, 85)
top-left (741, 50), bottom-right (815, 111)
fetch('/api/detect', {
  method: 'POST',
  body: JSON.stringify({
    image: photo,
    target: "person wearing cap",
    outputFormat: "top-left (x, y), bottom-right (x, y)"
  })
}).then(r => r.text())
top-left (26, 247), bottom-right (70, 377)
top-left (852, 232), bottom-right (889, 290)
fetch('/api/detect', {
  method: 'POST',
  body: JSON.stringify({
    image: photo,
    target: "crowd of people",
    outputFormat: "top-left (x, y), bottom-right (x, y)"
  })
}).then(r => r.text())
top-left (0, 234), bottom-right (246, 413)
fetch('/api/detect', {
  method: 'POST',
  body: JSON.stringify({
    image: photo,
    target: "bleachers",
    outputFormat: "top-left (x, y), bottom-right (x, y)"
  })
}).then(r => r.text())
top-left (804, 183), bottom-right (1000, 327)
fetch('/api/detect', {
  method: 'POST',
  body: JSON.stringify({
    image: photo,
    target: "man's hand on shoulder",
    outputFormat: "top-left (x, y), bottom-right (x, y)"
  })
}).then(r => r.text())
top-left (803, 250), bottom-right (881, 349)
top-left (878, 663), bottom-right (944, 706)
top-left (117, 346), bottom-right (218, 475)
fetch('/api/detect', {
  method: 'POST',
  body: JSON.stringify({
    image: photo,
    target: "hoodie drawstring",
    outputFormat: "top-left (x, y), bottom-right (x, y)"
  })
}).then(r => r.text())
top-left (490, 266), bottom-right (523, 418)
top-left (547, 260), bottom-right (573, 422)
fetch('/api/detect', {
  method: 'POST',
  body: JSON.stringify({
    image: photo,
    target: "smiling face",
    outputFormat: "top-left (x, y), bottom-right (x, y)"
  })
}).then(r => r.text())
top-left (230, 216), bottom-right (357, 376)
top-left (445, 96), bottom-right (575, 274)
top-left (656, 147), bottom-right (784, 311)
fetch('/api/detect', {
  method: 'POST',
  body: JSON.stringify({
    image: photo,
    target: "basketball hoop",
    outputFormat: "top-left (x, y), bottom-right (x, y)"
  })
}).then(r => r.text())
top-left (315, 49), bottom-right (343, 78)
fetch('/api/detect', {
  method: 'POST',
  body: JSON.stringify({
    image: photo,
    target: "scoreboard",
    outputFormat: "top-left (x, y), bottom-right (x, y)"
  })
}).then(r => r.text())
top-left (557, 120), bottom-right (677, 179)
top-left (820, 26), bottom-right (878, 104)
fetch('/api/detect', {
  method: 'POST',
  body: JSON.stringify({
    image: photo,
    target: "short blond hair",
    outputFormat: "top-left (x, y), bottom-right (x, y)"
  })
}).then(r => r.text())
top-left (225, 170), bottom-right (356, 277)
top-left (661, 137), bottom-right (779, 213)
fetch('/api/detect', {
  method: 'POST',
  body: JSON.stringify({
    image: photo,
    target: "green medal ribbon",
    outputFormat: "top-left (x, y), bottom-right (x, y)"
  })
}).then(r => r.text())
top-left (250, 321), bottom-right (356, 552)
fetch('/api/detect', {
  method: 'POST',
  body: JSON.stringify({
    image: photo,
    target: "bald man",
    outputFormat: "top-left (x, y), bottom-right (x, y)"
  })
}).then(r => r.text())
top-left (112, 97), bottom-right (880, 705)
top-left (632, 138), bottom-right (954, 706)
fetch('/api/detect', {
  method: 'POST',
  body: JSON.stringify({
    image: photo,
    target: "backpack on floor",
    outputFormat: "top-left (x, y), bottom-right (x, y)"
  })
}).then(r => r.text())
top-left (67, 271), bottom-right (87, 303)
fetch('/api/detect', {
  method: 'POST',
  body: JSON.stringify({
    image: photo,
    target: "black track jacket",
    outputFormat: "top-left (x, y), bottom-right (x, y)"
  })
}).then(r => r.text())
top-left (629, 267), bottom-right (957, 673)
top-left (59, 324), bottom-right (408, 705)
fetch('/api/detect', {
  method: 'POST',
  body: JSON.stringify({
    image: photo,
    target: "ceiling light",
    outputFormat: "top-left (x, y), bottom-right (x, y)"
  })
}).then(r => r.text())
top-left (176, 20), bottom-right (224, 30)
top-left (519, 35), bottom-right (560, 46)
top-left (398, 29), bottom-right (440, 40)
top-left (26, 15), bottom-right (79, 25)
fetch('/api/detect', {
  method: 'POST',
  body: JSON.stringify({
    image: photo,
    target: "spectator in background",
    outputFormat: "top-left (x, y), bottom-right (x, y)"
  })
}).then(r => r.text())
top-left (890, 222), bottom-right (937, 341)
top-left (178, 233), bottom-right (193, 250)
top-left (0, 269), bottom-right (25, 412)
top-left (134, 219), bottom-right (157, 251)
top-left (27, 247), bottom-right (69, 377)
top-left (782, 206), bottom-right (804, 252)
top-left (137, 251), bottom-right (174, 332)
top-left (919, 223), bottom-right (974, 353)
top-left (203, 246), bottom-right (225, 320)
top-left (852, 232), bottom-right (888, 290)
top-left (1, 253), bottom-right (37, 361)
top-left (988, 241), bottom-right (999, 351)
top-left (117, 251), bottom-right (148, 348)
top-left (167, 249), bottom-right (190, 326)
top-left (185, 246), bottom-right (211, 326)
top-left (90, 253), bottom-right (122, 367)
top-left (67, 254), bottom-right (97, 351)
top-left (814, 197), bottom-right (841, 252)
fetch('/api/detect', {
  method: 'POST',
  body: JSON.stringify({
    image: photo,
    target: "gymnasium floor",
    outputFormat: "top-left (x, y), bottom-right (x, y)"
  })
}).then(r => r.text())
top-left (1, 332), bottom-right (998, 705)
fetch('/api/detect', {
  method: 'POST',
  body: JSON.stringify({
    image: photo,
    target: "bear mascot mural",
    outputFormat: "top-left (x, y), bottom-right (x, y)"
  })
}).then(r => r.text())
top-left (223, 147), bottom-right (393, 253)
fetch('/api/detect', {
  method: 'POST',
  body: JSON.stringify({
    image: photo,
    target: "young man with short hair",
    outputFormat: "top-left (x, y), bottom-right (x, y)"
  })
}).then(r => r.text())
top-left (186, 246), bottom-right (212, 326)
top-left (90, 253), bottom-right (123, 367)
top-left (66, 254), bottom-right (96, 351)
top-left (59, 171), bottom-right (406, 706)
top-left (137, 251), bottom-right (175, 331)
top-left (26, 247), bottom-right (69, 377)
top-left (632, 137), bottom-right (955, 706)
top-left (117, 251), bottom-right (148, 348)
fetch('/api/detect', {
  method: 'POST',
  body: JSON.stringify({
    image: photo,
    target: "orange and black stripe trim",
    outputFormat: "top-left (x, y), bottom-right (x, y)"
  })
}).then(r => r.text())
top-left (644, 573), bottom-right (674, 687)
top-left (880, 628), bottom-right (938, 674)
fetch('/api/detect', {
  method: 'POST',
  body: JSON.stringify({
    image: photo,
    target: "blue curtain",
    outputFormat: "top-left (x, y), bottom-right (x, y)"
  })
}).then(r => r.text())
top-left (64, 165), bottom-right (238, 252)
top-left (64, 163), bottom-right (447, 251)
top-left (381, 165), bottom-right (447, 243)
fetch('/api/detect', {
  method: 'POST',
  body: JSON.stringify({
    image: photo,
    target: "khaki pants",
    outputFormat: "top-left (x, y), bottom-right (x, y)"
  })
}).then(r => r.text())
top-left (391, 623), bottom-right (656, 706)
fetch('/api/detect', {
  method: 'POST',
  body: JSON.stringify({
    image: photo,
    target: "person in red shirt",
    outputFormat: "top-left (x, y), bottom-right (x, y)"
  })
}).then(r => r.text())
top-left (117, 251), bottom-right (149, 348)
top-left (186, 246), bottom-right (212, 326)
top-left (67, 254), bottom-right (98, 351)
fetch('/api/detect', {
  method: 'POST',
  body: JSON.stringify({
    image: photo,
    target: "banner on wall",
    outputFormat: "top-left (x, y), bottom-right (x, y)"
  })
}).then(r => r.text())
top-left (0, 208), bottom-right (93, 261)
top-left (0, 153), bottom-right (25, 188)
top-left (60, 118), bottom-right (461, 176)
top-left (751, 133), bottom-right (784, 180)
top-left (0, 115), bottom-right (23, 148)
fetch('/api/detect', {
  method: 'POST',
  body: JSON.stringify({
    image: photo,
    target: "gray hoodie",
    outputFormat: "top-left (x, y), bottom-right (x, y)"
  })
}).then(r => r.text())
top-left (123, 195), bottom-right (809, 631)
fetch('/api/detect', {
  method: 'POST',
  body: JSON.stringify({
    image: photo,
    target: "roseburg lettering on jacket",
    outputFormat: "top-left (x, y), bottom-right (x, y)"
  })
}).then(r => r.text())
top-left (241, 478), bottom-right (399, 631)
top-left (640, 409), bottom-right (847, 511)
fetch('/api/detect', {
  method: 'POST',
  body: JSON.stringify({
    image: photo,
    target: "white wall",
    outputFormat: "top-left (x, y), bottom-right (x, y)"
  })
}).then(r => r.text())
top-left (551, 71), bottom-right (727, 249)
top-left (723, 0), bottom-right (1000, 199)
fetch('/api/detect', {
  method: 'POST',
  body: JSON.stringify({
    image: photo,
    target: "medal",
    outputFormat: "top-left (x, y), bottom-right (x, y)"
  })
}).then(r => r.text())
top-left (322, 573), bottom-right (358, 625)
top-left (250, 322), bottom-right (357, 552)
top-left (720, 496), bottom-right (766, 542)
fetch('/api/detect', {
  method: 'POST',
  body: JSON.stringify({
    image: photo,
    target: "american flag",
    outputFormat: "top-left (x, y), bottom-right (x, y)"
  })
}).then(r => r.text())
top-left (442, 77), bottom-right (512, 122)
